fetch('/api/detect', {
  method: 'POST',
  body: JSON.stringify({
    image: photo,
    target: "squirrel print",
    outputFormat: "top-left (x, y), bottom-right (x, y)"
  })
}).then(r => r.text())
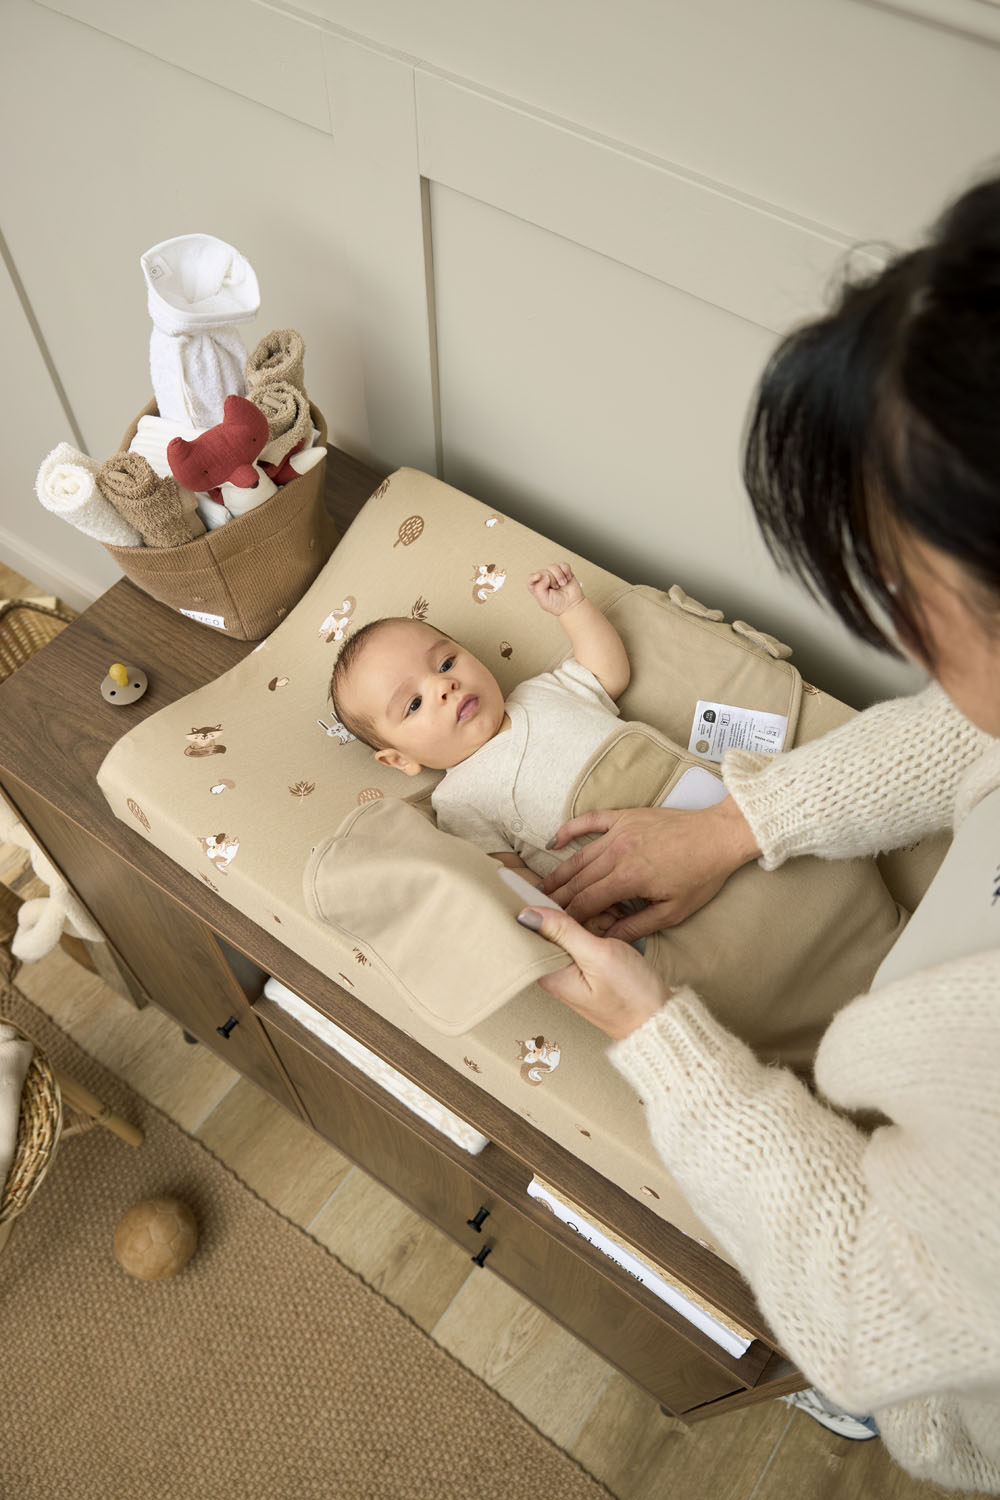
top-left (472, 563), bottom-right (507, 603)
top-left (517, 1035), bottom-right (561, 1086)
top-left (198, 832), bottom-right (240, 875)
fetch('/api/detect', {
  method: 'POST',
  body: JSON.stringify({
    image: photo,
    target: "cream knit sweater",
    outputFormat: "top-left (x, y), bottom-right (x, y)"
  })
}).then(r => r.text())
top-left (611, 682), bottom-right (1000, 1493)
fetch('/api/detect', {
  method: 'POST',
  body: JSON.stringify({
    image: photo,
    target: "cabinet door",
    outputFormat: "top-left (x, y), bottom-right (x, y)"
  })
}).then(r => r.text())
top-left (257, 998), bottom-right (751, 1415)
top-left (3, 781), bottom-right (302, 1114)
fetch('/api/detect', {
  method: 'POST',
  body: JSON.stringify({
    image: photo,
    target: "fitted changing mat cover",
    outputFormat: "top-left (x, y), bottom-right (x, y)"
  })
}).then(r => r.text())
top-left (98, 467), bottom-right (902, 1256)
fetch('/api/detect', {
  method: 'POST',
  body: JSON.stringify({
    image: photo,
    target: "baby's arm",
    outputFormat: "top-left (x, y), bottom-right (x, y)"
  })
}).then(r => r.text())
top-left (528, 564), bottom-right (630, 699)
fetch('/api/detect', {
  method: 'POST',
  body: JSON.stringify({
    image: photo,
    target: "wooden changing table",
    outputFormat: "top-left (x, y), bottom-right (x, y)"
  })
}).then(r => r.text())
top-left (0, 446), bottom-right (804, 1420)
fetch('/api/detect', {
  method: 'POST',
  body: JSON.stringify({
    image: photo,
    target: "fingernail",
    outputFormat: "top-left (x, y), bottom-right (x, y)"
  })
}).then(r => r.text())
top-left (545, 837), bottom-right (557, 850)
top-left (517, 908), bottom-right (543, 931)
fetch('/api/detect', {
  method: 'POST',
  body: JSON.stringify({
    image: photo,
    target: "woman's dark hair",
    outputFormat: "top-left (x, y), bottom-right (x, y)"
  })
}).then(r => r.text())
top-left (743, 175), bottom-right (1000, 659)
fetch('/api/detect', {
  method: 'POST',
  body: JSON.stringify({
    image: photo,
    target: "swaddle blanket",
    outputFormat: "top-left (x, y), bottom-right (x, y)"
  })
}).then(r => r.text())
top-left (35, 442), bottom-right (143, 548)
top-left (0, 1024), bottom-right (34, 1201)
top-left (141, 234), bottom-right (260, 429)
top-left (246, 329), bottom-right (306, 398)
top-left (97, 451), bottom-right (204, 547)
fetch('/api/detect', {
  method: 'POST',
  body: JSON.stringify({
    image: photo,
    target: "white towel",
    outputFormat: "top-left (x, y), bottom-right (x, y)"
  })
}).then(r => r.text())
top-left (35, 442), bottom-right (143, 548)
top-left (262, 978), bottom-right (490, 1155)
top-left (0, 1024), bottom-right (35, 1202)
top-left (141, 234), bottom-right (260, 429)
top-left (0, 800), bottom-right (104, 962)
top-left (129, 414), bottom-right (204, 478)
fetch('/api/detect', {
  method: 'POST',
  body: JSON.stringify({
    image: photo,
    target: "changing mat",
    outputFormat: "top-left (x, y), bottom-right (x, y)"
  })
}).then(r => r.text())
top-left (98, 466), bottom-right (920, 1251)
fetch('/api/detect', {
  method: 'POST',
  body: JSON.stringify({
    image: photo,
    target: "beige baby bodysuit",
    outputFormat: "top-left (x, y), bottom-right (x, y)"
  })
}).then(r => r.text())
top-left (431, 657), bottom-right (620, 878)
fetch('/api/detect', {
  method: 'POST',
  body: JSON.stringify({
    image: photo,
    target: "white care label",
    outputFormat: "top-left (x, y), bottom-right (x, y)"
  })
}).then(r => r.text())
top-left (179, 607), bottom-right (227, 630)
top-left (688, 700), bottom-right (788, 762)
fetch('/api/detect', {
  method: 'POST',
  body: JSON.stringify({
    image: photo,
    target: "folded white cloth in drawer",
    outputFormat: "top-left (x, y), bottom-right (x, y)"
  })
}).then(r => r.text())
top-left (526, 1176), bottom-right (753, 1359)
top-left (262, 978), bottom-right (490, 1155)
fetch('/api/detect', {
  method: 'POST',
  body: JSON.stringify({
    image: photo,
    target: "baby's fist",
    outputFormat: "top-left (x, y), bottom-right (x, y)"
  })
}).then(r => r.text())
top-left (528, 563), bottom-right (584, 615)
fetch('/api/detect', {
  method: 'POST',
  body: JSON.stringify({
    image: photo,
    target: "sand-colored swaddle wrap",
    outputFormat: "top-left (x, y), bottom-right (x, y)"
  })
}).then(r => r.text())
top-left (97, 451), bottom-right (205, 548)
top-left (35, 442), bottom-right (143, 547)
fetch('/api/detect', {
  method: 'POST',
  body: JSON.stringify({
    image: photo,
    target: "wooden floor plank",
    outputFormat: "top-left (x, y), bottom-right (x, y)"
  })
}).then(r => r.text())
top-left (432, 1270), bottom-right (612, 1448)
top-left (308, 1169), bottom-right (475, 1333)
top-left (568, 1370), bottom-right (791, 1500)
top-left (195, 1075), bottom-right (353, 1225)
top-left (755, 1410), bottom-right (969, 1500)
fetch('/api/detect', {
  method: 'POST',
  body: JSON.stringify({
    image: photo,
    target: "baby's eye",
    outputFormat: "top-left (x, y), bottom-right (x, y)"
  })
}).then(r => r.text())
top-left (406, 695), bottom-right (422, 715)
top-left (439, 655), bottom-right (455, 673)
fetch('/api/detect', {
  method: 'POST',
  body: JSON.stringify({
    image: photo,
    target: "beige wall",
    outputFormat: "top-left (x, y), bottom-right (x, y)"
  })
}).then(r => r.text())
top-left (3, 0), bottom-right (999, 702)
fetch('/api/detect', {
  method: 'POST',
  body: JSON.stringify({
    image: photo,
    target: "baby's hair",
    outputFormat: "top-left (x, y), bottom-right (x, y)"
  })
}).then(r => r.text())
top-left (330, 616), bottom-right (445, 749)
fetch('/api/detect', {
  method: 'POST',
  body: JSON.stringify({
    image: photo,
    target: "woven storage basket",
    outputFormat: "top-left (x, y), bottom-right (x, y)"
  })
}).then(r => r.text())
top-left (0, 1029), bottom-right (62, 1224)
top-left (0, 599), bottom-right (74, 684)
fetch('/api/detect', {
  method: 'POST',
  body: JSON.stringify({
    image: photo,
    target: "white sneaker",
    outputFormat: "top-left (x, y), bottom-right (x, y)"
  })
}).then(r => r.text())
top-left (781, 1387), bottom-right (879, 1440)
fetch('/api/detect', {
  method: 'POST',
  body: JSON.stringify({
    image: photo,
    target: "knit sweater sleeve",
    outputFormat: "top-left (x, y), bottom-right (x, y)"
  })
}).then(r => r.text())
top-left (722, 682), bottom-right (988, 870)
top-left (611, 970), bottom-right (1000, 1491)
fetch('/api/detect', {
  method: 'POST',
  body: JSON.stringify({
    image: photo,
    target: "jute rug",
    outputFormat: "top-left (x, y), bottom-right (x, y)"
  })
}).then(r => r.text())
top-left (0, 982), bottom-right (613, 1500)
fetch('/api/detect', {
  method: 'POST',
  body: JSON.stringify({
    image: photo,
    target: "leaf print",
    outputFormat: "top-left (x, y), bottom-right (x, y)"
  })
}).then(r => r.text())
top-left (289, 780), bottom-right (316, 804)
top-left (411, 596), bottom-right (430, 620)
top-left (127, 798), bottom-right (150, 831)
top-left (463, 1057), bottom-right (483, 1074)
top-left (393, 515), bottom-right (424, 548)
top-left (353, 948), bottom-right (370, 966)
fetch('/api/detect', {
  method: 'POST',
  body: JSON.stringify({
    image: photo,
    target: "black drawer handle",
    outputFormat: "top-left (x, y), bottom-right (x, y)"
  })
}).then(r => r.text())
top-left (466, 1206), bottom-right (490, 1233)
top-left (216, 1016), bottom-right (240, 1039)
top-left (471, 1244), bottom-right (492, 1268)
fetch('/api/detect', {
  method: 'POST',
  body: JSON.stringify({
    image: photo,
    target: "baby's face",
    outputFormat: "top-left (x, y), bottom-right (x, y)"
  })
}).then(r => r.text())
top-left (342, 620), bottom-right (507, 773)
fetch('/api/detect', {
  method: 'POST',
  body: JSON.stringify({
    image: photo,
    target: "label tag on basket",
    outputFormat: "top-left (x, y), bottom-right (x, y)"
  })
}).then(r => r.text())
top-left (179, 608), bottom-right (226, 630)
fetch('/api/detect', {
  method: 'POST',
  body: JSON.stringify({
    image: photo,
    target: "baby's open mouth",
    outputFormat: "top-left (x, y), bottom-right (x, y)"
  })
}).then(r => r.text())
top-left (457, 694), bottom-right (478, 722)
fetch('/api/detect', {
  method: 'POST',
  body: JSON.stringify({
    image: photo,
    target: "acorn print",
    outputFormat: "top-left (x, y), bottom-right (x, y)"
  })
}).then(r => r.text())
top-left (127, 799), bottom-right (150, 831)
top-left (268, 676), bottom-right (290, 691)
top-left (393, 515), bottom-right (424, 548)
top-left (499, 641), bottom-right (513, 659)
top-left (357, 787), bottom-right (384, 806)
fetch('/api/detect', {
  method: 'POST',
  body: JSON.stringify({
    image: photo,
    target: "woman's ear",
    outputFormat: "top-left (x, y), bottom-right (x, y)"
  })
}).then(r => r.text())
top-left (374, 746), bottom-right (423, 776)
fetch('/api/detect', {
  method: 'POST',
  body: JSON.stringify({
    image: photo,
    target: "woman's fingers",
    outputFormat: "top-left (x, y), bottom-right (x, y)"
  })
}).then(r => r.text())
top-left (545, 808), bottom-right (618, 853)
top-left (517, 904), bottom-right (669, 1040)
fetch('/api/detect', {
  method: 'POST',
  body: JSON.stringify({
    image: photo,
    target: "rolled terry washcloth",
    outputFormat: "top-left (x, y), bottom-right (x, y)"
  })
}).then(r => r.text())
top-left (246, 328), bottom-right (306, 398)
top-left (97, 451), bottom-right (205, 548)
top-left (141, 234), bottom-right (260, 429)
top-left (252, 379), bottom-right (313, 464)
top-left (36, 442), bottom-right (144, 547)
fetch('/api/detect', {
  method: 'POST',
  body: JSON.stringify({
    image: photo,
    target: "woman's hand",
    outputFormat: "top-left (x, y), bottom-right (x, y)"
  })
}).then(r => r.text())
top-left (542, 797), bottom-right (761, 940)
top-left (517, 905), bottom-right (670, 1040)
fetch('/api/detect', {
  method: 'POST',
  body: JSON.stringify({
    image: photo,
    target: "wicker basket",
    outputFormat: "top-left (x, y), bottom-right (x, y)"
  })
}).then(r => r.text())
top-left (0, 599), bottom-right (75, 684)
top-left (0, 1028), bottom-right (62, 1224)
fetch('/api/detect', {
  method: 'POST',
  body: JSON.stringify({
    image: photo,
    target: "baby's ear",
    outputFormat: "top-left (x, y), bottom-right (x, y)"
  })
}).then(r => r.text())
top-left (374, 747), bottom-right (423, 776)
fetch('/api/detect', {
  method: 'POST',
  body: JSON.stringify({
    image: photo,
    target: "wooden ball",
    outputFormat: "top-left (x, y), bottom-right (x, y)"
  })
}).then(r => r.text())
top-left (113, 1197), bottom-right (198, 1281)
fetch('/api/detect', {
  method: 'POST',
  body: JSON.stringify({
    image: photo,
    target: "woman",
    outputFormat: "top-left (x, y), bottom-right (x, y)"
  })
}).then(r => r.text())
top-left (517, 175), bottom-right (1000, 1492)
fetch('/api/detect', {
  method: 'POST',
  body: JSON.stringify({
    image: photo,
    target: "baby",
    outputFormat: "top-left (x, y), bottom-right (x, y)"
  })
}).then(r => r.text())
top-left (330, 565), bottom-right (630, 887)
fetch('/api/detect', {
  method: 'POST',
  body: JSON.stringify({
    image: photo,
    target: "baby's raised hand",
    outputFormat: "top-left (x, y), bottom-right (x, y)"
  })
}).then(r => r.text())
top-left (528, 563), bottom-right (584, 615)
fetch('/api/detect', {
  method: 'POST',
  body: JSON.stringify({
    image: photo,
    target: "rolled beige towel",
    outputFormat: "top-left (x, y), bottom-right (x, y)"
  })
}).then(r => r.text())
top-left (96, 451), bottom-right (205, 548)
top-left (252, 380), bottom-right (313, 465)
top-left (246, 328), bottom-right (306, 397)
